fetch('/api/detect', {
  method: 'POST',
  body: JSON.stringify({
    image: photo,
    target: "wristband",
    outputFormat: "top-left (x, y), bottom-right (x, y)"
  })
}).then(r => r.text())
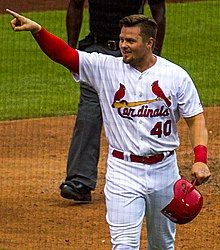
top-left (194, 145), bottom-right (207, 164)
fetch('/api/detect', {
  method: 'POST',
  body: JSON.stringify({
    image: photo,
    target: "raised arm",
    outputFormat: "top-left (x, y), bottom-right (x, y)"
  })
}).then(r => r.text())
top-left (6, 9), bottom-right (79, 74)
top-left (185, 113), bottom-right (211, 185)
top-left (66, 0), bottom-right (85, 48)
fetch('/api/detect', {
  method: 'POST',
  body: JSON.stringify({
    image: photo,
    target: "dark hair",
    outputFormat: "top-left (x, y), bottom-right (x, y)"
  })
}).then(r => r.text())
top-left (119, 14), bottom-right (158, 41)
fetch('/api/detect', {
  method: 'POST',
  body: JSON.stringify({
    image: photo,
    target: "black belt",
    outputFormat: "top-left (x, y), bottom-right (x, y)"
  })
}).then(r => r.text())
top-left (93, 36), bottom-right (119, 51)
top-left (112, 150), bottom-right (174, 165)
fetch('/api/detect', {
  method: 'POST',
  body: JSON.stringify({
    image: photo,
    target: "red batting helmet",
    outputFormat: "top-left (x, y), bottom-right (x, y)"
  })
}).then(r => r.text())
top-left (161, 178), bottom-right (203, 224)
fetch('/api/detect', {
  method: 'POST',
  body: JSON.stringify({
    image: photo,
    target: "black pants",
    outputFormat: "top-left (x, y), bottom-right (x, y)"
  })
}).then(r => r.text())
top-left (64, 42), bottom-right (121, 189)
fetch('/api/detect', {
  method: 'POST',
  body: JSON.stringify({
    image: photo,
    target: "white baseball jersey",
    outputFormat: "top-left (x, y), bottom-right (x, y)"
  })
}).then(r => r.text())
top-left (73, 51), bottom-right (203, 249)
top-left (73, 51), bottom-right (203, 156)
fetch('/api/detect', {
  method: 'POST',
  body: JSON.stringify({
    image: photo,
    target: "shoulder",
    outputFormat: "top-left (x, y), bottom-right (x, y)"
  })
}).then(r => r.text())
top-left (78, 50), bottom-right (123, 67)
top-left (156, 56), bottom-right (189, 77)
top-left (79, 50), bottom-right (120, 60)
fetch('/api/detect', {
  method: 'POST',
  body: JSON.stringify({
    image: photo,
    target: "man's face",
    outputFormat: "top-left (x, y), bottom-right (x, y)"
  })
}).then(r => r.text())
top-left (119, 26), bottom-right (149, 66)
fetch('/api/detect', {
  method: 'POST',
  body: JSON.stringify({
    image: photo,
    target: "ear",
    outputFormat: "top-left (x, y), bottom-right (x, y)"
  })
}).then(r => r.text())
top-left (146, 37), bottom-right (155, 50)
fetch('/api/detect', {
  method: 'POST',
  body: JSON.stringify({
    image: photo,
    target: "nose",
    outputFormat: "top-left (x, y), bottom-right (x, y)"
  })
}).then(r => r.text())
top-left (119, 40), bottom-right (128, 49)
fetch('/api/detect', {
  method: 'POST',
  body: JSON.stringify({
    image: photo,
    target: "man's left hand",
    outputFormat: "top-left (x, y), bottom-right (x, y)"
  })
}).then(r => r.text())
top-left (191, 162), bottom-right (211, 185)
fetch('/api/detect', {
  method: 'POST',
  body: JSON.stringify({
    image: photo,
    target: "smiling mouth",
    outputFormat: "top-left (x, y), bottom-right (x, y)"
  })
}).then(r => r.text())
top-left (122, 51), bottom-right (131, 56)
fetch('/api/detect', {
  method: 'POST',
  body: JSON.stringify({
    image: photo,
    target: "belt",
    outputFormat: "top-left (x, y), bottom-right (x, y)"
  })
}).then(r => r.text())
top-left (112, 150), bottom-right (174, 165)
top-left (93, 36), bottom-right (119, 51)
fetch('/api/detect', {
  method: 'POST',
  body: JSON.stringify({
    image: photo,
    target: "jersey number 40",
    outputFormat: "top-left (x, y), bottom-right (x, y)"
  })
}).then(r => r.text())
top-left (150, 120), bottom-right (172, 138)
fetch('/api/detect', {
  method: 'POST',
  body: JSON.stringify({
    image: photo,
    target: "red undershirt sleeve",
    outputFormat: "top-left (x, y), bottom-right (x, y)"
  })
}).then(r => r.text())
top-left (33, 28), bottom-right (79, 74)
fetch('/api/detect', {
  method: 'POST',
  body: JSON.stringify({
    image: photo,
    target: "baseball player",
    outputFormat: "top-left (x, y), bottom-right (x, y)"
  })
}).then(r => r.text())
top-left (7, 9), bottom-right (211, 249)
top-left (61, 0), bottom-right (166, 203)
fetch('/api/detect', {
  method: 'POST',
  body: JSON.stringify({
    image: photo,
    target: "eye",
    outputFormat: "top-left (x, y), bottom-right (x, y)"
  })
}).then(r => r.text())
top-left (127, 39), bottom-right (135, 44)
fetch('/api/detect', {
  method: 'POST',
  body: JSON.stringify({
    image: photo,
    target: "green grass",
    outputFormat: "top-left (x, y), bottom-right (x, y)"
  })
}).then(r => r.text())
top-left (0, 1), bottom-right (219, 121)
top-left (145, 0), bottom-right (220, 106)
top-left (0, 10), bottom-right (88, 121)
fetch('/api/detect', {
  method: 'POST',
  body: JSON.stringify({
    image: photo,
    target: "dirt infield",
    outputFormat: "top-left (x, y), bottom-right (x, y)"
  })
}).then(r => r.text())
top-left (0, 107), bottom-right (219, 250)
top-left (0, 0), bottom-right (219, 249)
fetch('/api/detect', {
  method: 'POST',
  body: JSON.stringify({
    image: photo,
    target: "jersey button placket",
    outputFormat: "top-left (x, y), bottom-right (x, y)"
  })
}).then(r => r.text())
top-left (137, 75), bottom-right (146, 150)
top-left (137, 119), bottom-right (143, 151)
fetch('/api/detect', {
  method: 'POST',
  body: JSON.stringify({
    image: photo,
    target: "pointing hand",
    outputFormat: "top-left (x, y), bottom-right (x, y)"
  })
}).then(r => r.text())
top-left (6, 8), bottom-right (41, 34)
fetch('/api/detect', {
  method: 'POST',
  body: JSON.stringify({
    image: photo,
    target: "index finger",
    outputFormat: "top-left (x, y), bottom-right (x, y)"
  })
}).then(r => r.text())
top-left (6, 9), bottom-right (21, 18)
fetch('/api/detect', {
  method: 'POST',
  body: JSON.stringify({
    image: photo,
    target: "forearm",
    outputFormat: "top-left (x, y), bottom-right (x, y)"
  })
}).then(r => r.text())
top-left (66, 0), bottom-right (85, 48)
top-left (185, 112), bottom-right (211, 184)
top-left (185, 112), bottom-right (208, 164)
top-left (185, 113), bottom-right (208, 148)
top-left (33, 28), bottom-right (79, 73)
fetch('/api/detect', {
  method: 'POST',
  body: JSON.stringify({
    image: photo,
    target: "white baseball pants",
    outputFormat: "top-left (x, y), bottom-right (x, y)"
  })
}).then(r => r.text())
top-left (104, 152), bottom-right (180, 249)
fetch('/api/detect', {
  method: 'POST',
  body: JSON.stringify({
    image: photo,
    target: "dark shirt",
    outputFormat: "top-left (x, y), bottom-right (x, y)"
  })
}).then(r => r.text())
top-left (89, 0), bottom-right (145, 40)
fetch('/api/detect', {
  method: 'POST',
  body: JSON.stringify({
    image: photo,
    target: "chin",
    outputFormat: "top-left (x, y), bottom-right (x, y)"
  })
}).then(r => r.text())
top-left (123, 58), bottom-right (130, 64)
top-left (122, 56), bottom-right (132, 64)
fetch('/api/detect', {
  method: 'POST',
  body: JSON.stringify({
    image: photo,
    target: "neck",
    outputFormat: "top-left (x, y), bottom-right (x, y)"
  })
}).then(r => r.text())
top-left (132, 54), bottom-right (157, 72)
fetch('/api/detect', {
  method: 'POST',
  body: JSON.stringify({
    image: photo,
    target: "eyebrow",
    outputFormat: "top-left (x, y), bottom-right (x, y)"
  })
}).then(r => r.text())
top-left (119, 35), bottom-right (138, 41)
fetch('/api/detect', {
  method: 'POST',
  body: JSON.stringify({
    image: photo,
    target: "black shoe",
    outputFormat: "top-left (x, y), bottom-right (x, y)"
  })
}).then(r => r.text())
top-left (60, 182), bottom-right (92, 203)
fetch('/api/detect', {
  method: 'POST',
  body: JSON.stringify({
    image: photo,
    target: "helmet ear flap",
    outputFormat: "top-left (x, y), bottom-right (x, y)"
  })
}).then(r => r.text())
top-left (161, 178), bottom-right (203, 224)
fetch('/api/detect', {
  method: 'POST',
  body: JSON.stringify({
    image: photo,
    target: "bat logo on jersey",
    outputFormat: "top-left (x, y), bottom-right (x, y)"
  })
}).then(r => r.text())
top-left (111, 81), bottom-right (171, 120)
top-left (112, 81), bottom-right (171, 109)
